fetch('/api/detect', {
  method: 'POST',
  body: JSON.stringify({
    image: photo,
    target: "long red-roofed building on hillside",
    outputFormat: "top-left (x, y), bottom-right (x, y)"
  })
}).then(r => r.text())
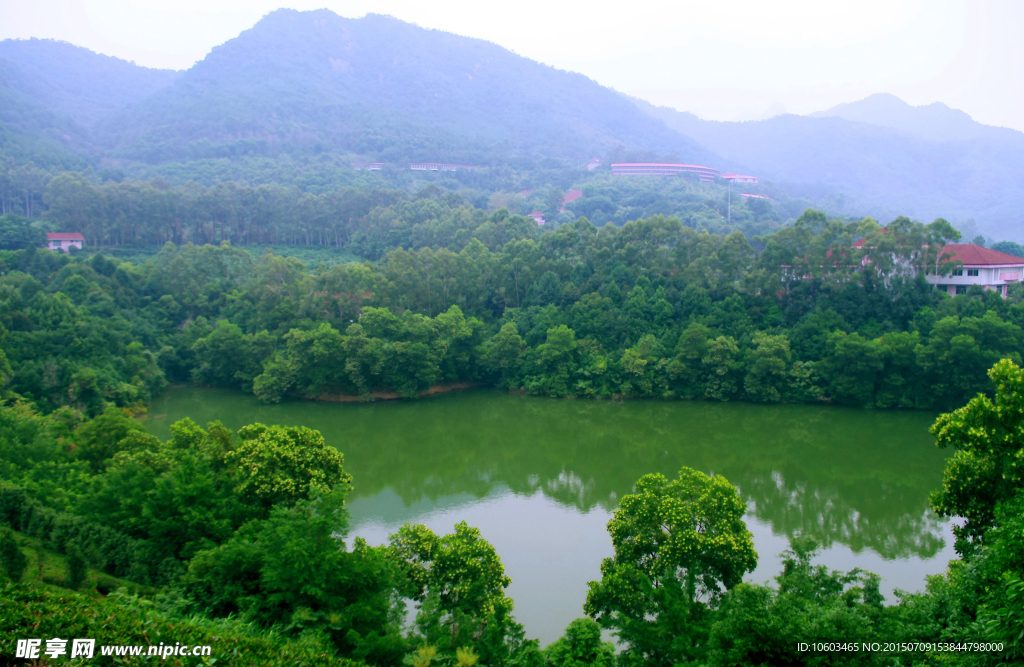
top-left (611, 163), bottom-right (720, 181)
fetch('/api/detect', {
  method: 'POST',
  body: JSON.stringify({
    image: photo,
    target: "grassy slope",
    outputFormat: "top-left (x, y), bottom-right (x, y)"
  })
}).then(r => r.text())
top-left (0, 533), bottom-right (363, 666)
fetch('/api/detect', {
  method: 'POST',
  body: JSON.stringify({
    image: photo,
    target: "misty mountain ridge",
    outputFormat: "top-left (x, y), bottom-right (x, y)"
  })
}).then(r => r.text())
top-left (809, 92), bottom-right (1024, 144)
top-left (0, 38), bottom-right (178, 127)
top-left (90, 9), bottom-right (713, 165)
top-left (0, 38), bottom-right (179, 167)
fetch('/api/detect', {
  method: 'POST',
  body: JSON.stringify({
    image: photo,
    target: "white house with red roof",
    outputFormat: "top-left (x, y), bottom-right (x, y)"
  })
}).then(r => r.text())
top-left (845, 239), bottom-right (1023, 297)
top-left (927, 244), bottom-right (1024, 297)
top-left (527, 211), bottom-right (545, 225)
top-left (45, 232), bottom-right (84, 253)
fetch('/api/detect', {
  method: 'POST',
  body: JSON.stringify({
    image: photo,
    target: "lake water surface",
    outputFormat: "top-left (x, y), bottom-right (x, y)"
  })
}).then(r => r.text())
top-left (144, 388), bottom-right (955, 645)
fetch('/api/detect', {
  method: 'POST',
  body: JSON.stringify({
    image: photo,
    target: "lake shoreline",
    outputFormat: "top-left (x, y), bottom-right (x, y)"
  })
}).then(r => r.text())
top-left (308, 381), bottom-right (485, 402)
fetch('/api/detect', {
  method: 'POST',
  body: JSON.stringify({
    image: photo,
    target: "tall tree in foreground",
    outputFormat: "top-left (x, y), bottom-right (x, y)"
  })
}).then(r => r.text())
top-left (585, 467), bottom-right (757, 667)
top-left (389, 521), bottom-right (539, 667)
top-left (924, 358), bottom-right (1024, 661)
top-left (930, 358), bottom-right (1024, 557)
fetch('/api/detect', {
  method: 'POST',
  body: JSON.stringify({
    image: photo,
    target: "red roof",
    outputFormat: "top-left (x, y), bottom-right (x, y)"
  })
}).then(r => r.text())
top-left (611, 162), bottom-right (719, 173)
top-left (46, 233), bottom-right (84, 241)
top-left (942, 244), bottom-right (1024, 266)
top-left (561, 189), bottom-right (583, 205)
top-left (850, 240), bottom-right (1024, 266)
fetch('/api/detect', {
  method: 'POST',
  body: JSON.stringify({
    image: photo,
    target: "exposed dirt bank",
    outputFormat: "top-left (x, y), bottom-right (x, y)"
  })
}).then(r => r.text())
top-left (308, 382), bottom-right (485, 402)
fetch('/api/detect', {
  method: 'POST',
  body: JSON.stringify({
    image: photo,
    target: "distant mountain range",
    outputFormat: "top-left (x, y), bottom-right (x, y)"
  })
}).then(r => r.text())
top-left (633, 95), bottom-right (1024, 236)
top-left (810, 93), bottom-right (1023, 144)
top-left (1, 8), bottom-right (1022, 237)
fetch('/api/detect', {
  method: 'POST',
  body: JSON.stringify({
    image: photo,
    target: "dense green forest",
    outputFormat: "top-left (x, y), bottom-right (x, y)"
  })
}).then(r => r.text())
top-left (3, 155), bottom-right (798, 251)
top-left (1, 204), bottom-right (1020, 413)
top-left (0, 204), bottom-right (1023, 664)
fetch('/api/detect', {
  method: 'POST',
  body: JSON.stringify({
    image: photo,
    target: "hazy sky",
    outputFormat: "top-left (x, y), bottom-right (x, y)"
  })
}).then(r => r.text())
top-left (3, 0), bottom-right (1022, 131)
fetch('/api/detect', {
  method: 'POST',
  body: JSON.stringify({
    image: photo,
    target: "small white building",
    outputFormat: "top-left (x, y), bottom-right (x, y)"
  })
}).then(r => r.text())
top-left (46, 232), bottom-right (84, 253)
top-left (721, 173), bottom-right (759, 184)
top-left (927, 244), bottom-right (1024, 297)
top-left (527, 211), bottom-right (546, 225)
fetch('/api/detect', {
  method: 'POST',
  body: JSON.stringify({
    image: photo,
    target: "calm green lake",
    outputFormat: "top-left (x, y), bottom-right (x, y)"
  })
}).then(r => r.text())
top-left (143, 387), bottom-right (954, 645)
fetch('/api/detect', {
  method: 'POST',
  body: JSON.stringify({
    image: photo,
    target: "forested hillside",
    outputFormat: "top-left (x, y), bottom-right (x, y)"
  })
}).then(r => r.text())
top-left (0, 38), bottom-right (178, 127)
top-left (35, 168), bottom-right (787, 252)
top-left (0, 207), bottom-right (1015, 416)
top-left (100, 10), bottom-right (716, 166)
top-left (0, 10), bottom-right (712, 170)
top-left (0, 39), bottom-right (177, 170)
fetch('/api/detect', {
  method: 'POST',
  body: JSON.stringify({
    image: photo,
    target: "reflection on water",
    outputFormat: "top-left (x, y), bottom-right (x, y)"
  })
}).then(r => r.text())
top-left (145, 388), bottom-right (954, 644)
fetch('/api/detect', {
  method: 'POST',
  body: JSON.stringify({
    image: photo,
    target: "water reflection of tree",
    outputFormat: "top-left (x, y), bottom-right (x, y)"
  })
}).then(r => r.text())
top-left (148, 389), bottom-right (950, 560)
top-left (740, 473), bottom-right (947, 559)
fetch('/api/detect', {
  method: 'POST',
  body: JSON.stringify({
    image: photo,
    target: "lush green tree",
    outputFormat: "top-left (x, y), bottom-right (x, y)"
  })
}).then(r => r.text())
top-left (482, 322), bottom-right (527, 388)
top-left (743, 332), bottom-right (791, 403)
top-left (0, 528), bottom-right (28, 581)
top-left (585, 467), bottom-right (757, 666)
top-left (192, 321), bottom-right (274, 391)
top-left (991, 240), bottom-right (1024, 258)
top-left (667, 323), bottom-right (712, 399)
top-left (186, 487), bottom-right (405, 663)
top-left (917, 313), bottom-right (1022, 409)
top-left (78, 418), bottom-right (241, 560)
top-left (874, 330), bottom-right (923, 408)
top-left (930, 358), bottom-right (1024, 557)
top-left (72, 405), bottom-right (147, 471)
top-left (544, 618), bottom-right (614, 667)
top-left (390, 521), bottom-right (536, 666)
top-left (619, 334), bottom-right (668, 398)
top-left (819, 332), bottom-right (883, 406)
top-left (703, 336), bottom-right (742, 401)
top-left (706, 538), bottom-right (883, 667)
top-left (228, 423), bottom-right (351, 512)
top-left (528, 325), bottom-right (579, 397)
top-left (65, 542), bottom-right (88, 589)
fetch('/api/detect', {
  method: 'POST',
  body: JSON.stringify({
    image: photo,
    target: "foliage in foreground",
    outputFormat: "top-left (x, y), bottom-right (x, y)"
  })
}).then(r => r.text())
top-left (0, 581), bottom-right (363, 666)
